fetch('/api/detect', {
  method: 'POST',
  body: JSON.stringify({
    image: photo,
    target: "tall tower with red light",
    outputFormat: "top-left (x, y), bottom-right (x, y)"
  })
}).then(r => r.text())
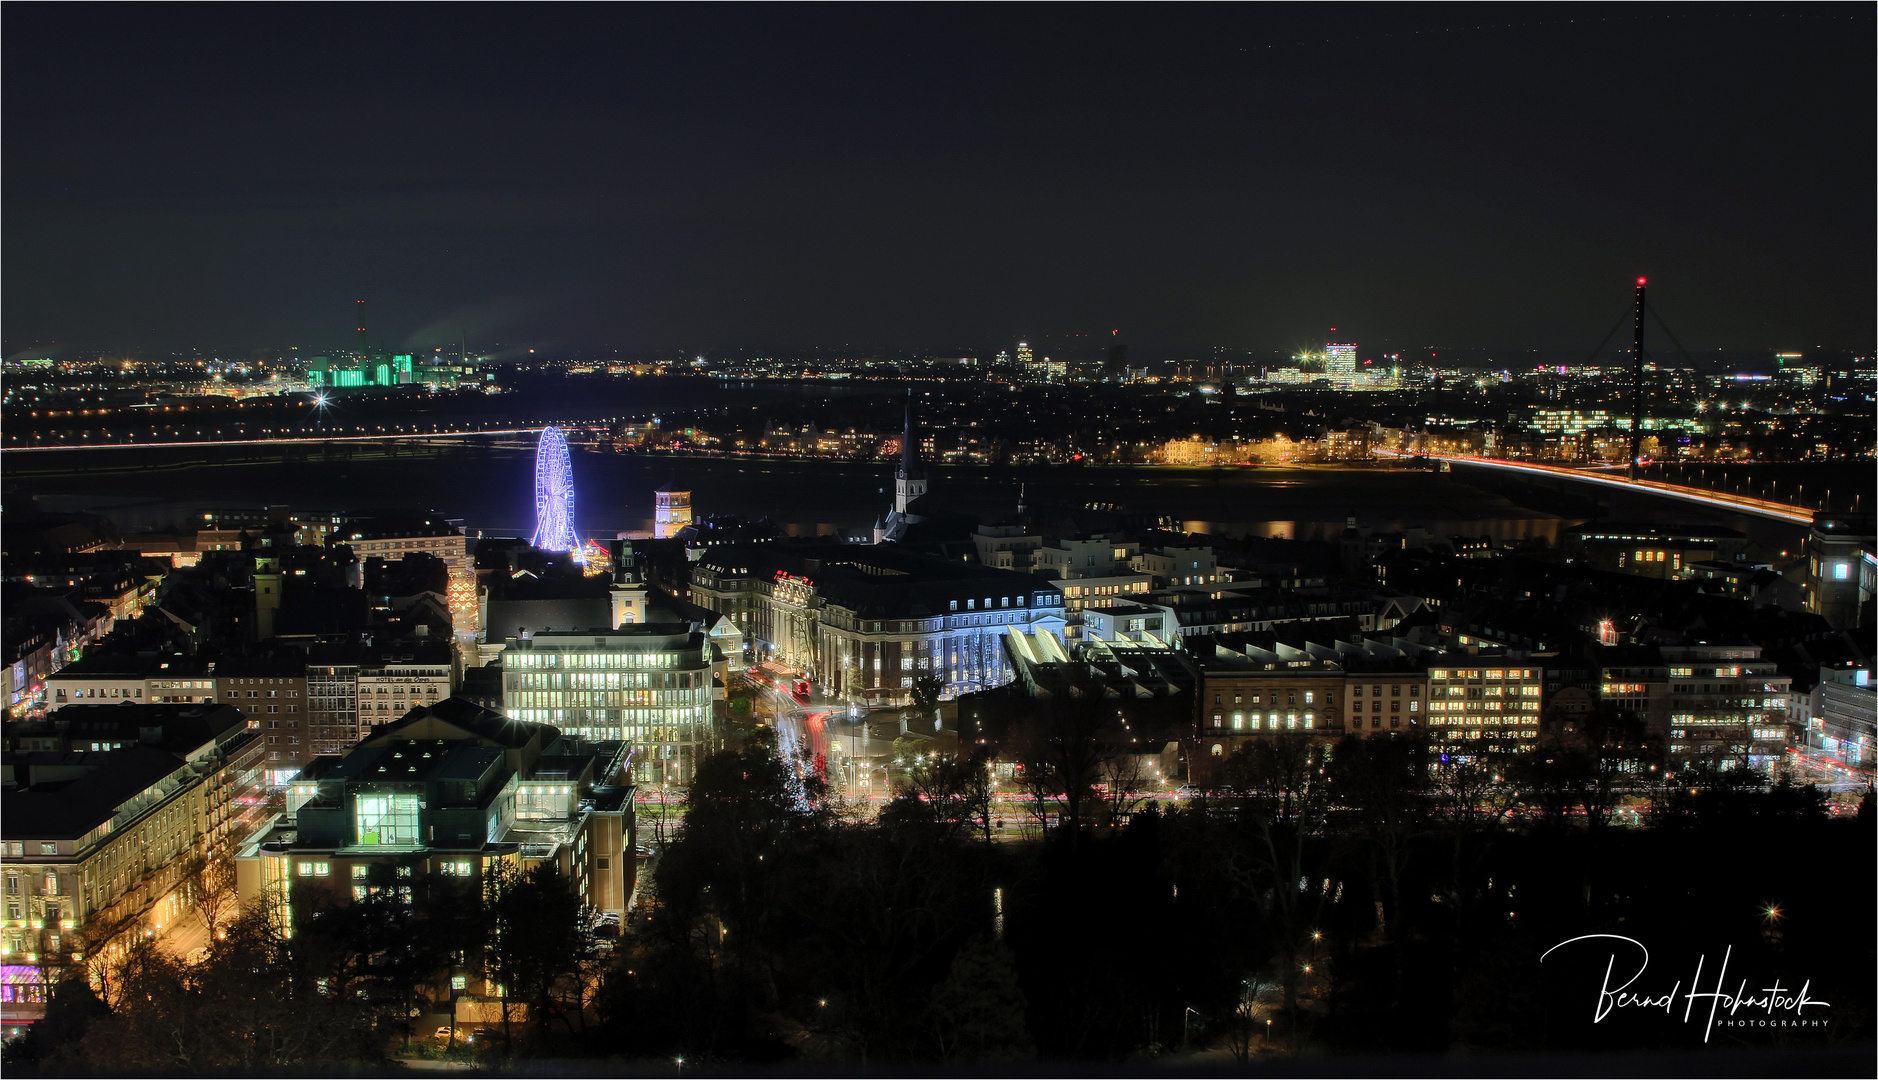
top-left (1628, 277), bottom-right (1647, 482)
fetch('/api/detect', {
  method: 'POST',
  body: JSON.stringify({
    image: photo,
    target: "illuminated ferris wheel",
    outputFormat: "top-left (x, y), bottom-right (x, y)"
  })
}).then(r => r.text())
top-left (530, 426), bottom-right (581, 552)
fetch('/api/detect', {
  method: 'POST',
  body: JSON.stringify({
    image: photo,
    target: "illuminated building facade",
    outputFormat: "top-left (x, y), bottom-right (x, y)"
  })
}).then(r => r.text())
top-left (530, 427), bottom-right (581, 553)
top-left (1424, 663), bottom-right (1546, 759)
top-left (1325, 342), bottom-right (1358, 386)
top-left (356, 648), bottom-right (455, 739)
top-left (689, 543), bottom-right (1068, 705)
top-left (1660, 645), bottom-right (1793, 771)
top-left (2, 706), bottom-right (263, 1027)
top-left (1566, 522), bottom-right (1749, 581)
top-left (336, 517), bottom-right (477, 651)
top-left (234, 700), bottom-right (636, 1000)
top-left (306, 353), bottom-right (415, 387)
top-left (306, 660), bottom-right (362, 767)
top-left (1802, 513), bottom-right (1877, 629)
top-left (653, 486), bottom-right (692, 540)
top-left (500, 626), bottom-right (716, 785)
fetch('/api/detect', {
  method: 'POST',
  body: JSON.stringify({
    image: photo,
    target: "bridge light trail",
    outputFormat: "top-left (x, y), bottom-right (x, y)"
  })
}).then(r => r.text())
top-left (2, 428), bottom-right (551, 452)
top-left (1382, 451), bottom-right (1814, 525)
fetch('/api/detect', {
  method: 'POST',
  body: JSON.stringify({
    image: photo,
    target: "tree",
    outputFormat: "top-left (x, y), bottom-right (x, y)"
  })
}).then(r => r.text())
top-left (484, 862), bottom-right (590, 1048)
top-left (1579, 706), bottom-right (1663, 828)
top-left (179, 845), bottom-right (240, 948)
top-left (890, 747), bottom-right (994, 845)
top-left (1513, 741), bottom-right (1593, 825)
top-left (910, 674), bottom-right (945, 720)
top-left (929, 936), bottom-right (1033, 1062)
top-left (1218, 733), bottom-right (1333, 1028)
top-left (1328, 734), bottom-right (1429, 945)
top-left (52, 901), bottom-right (391, 1073)
top-left (1006, 686), bottom-right (1127, 846)
top-left (1100, 748), bottom-right (1152, 821)
top-left (1222, 970), bottom-right (1280, 1065)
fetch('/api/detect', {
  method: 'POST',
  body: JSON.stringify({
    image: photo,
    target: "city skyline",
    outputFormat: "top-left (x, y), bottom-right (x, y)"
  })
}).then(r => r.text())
top-left (4, 8), bottom-right (1874, 356)
top-left (1, 6), bottom-right (1871, 1074)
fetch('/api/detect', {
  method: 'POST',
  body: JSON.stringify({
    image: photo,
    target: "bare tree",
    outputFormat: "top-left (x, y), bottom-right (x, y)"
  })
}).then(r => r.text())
top-left (1223, 969), bottom-right (1281, 1064)
top-left (1100, 747), bottom-right (1151, 822)
top-left (1220, 733), bottom-right (1331, 1029)
top-left (1006, 684), bottom-right (1124, 847)
top-left (180, 844), bottom-right (240, 947)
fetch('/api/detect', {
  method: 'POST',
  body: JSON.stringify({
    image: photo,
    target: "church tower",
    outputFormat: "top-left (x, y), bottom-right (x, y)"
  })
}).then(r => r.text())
top-left (894, 389), bottom-right (927, 515)
top-left (876, 388), bottom-right (929, 543)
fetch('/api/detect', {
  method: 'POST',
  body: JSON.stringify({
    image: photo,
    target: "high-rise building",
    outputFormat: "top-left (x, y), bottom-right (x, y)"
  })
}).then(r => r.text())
top-left (306, 658), bottom-right (362, 768)
top-left (1015, 341), bottom-right (1033, 369)
top-left (1325, 343), bottom-right (1358, 386)
top-left (653, 486), bottom-right (692, 540)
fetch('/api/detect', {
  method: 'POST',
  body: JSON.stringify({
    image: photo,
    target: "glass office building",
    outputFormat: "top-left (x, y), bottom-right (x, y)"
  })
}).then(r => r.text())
top-left (501, 625), bottom-right (716, 785)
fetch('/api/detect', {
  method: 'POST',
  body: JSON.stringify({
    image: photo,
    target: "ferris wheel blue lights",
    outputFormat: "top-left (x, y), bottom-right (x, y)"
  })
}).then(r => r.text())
top-left (530, 426), bottom-right (581, 552)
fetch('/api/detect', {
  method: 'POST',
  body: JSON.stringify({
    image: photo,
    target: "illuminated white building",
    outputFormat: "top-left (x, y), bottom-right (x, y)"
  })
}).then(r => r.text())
top-left (501, 626), bottom-right (716, 785)
top-left (1325, 343), bottom-right (1358, 387)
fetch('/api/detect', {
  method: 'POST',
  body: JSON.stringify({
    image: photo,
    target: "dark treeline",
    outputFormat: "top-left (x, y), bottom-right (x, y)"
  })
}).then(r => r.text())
top-left (7, 726), bottom-right (1874, 1073)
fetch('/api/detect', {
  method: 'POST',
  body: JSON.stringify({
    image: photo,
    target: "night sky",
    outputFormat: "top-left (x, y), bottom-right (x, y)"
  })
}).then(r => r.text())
top-left (4, 5), bottom-right (1872, 357)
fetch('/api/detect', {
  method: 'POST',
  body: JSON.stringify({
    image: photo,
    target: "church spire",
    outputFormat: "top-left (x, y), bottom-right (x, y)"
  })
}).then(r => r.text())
top-left (898, 387), bottom-right (924, 480)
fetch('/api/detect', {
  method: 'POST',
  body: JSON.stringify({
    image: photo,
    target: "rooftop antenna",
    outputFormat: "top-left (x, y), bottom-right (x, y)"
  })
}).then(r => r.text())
top-left (356, 299), bottom-right (368, 354)
top-left (1628, 277), bottom-right (1647, 482)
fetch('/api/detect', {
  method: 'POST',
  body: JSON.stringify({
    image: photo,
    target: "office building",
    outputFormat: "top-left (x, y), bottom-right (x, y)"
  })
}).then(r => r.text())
top-left (1661, 644), bottom-right (1793, 772)
top-left (501, 626), bottom-right (716, 785)
top-left (215, 657), bottom-right (309, 779)
top-left (235, 700), bottom-right (634, 1002)
top-left (1325, 343), bottom-right (1358, 386)
top-left (1422, 661), bottom-right (1546, 760)
top-left (1809, 666), bottom-right (1874, 770)
top-left (1802, 513), bottom-right (1877, 629)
